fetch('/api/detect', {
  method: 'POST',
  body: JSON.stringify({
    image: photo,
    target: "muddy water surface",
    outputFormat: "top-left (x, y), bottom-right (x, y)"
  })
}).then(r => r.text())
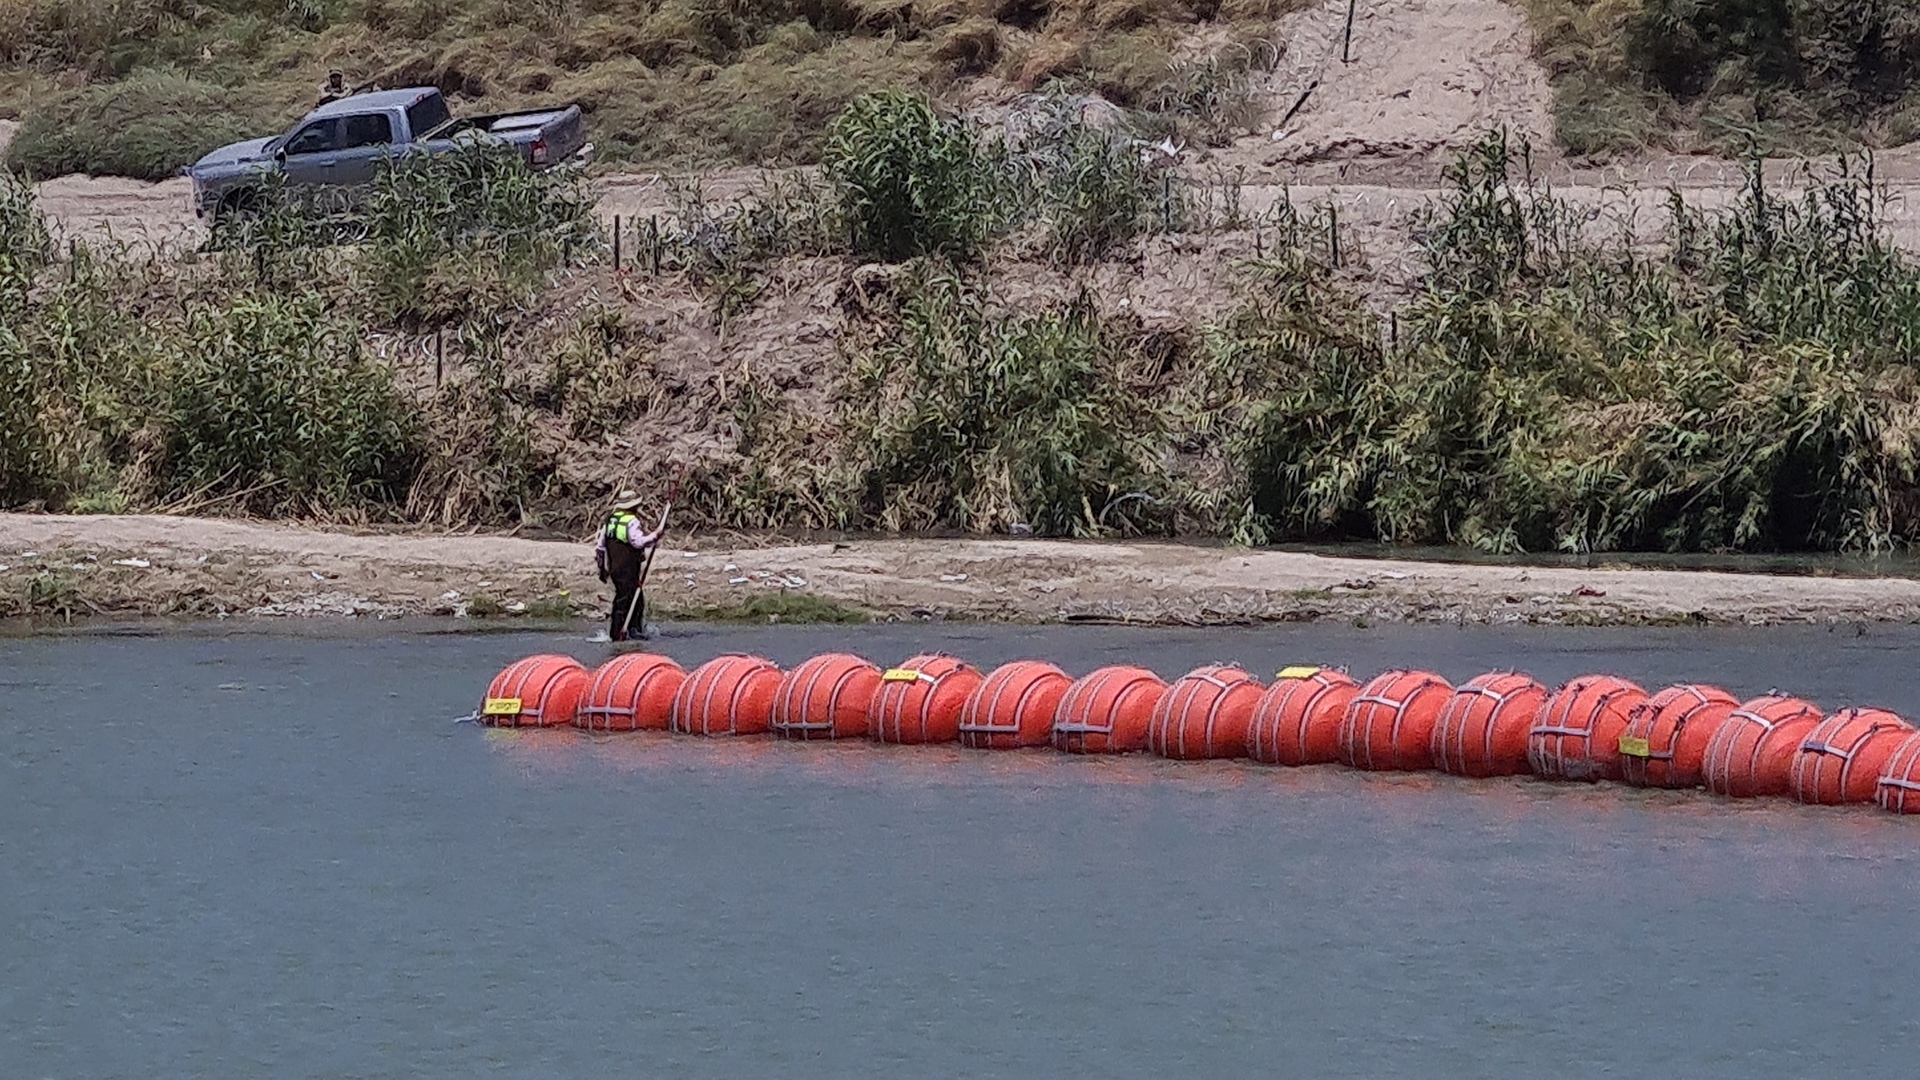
top-left (4, 622), bottom-right (1918, 1077)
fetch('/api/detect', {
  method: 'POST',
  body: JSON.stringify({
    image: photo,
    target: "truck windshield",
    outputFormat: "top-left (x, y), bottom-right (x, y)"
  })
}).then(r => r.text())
top-left (405, 93), bottom-right (451, 138)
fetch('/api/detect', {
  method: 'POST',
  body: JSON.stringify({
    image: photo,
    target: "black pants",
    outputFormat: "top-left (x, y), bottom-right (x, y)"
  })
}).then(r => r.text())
top-left (609, 579), bottom-right (646, 641)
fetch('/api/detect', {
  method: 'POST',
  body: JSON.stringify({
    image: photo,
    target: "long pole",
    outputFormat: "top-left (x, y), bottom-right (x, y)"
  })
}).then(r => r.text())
top-left (1343, 0), bottom-right (1357, 63)
top-left (620, 494), bottom-right (675, 640)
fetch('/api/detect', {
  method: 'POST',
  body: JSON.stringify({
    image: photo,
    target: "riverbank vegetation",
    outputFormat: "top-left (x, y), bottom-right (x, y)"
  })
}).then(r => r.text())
top-left (5, 93), bottom-right (1920, 553)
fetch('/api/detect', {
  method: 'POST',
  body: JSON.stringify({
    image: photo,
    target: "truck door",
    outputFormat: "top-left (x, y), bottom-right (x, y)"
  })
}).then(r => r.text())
top-left (280, 118), bottom-right (343, 205)
top-left (331, 112), bottom-right (400, 196)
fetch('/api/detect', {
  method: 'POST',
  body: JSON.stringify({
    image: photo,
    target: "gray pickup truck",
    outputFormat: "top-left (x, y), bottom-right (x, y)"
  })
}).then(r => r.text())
top-left (184, 87), bottom-right (592, 220)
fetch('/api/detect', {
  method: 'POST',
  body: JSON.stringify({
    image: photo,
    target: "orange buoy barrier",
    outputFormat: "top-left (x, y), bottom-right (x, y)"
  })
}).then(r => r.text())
top-left (1702, 695), bottom-right (1824, 798)
top-left (1874, 732), bottom-right (1920, 814)
top-left (1148, 666), bottom-right (1263, 760)
top-left (959, 661), bottom-right (1074, 750)
top-left (769, 653), bottom-right (882, 741)
top-left (1618, 684), bottom-right (1739, 789)
top-left (480, 654), bottom-right (588, 727)
top-left (1789, 708), bottom-right (1914, 805)
top-left (1051, 666), bottom-right (1167, 754)
top-left (1431, 671), bottom-right (1547, 778)
top-left (1338, 669), bottom-right (1453, 771)
top-left (669, 654), bottom-right (783, 736)
top-left (870, 654), bottom-right (984, 744)
top-left (1528, 675), bottom-right (1648, 782)
top-left (1247, 666), bottom-right (1359, 766)
top-left (575, 653), bottom-right (685, 731)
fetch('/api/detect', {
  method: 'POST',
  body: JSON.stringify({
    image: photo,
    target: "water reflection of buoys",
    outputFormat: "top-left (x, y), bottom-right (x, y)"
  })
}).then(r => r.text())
top-left (1247, 667), bottom-right (1358, 766)
top-left (770, 653), bottom-right (881, 740)
top-left (1529, 675), bottom-right (1648, 782)
top-left (1703, 695), bottom-right (1824, 798)
top-left (576, 653), bottom-right (684, 731)
top-left (1149, 666), bottom-right (1262, 760)
top-left (960, 661), bottom-right (1073, 750)
top-left (1431, 671), bottom-right (1546, 778)
top-left (1874, 732), bottom-right (1920, 813)
top-left (1339, 670), bottom-right (1452, 771)
top-left (670, 654), bottom-right (783, 736)
top-left (1051, 666), bottom-right (1166, 754)
top-left (870, 654), bottom-right (984, 744)
top-left (1789, 708), bottom-right (1914, 805)
top-left (481, 654), bottom-right (588, 727)
top-left (1618, 684), bottom-right (1739, 789)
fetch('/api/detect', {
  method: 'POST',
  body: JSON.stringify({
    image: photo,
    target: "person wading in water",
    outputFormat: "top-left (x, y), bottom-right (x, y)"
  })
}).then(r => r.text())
top-left (595, 491), bottom-right (665, 641)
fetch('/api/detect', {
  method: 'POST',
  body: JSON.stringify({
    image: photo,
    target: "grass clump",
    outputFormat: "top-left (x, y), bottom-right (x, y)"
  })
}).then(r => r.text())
top-left (164, 293), bottom-right (420, 514)
top-left (1526, 0), bottom-right (1920, 156)
top-left (4, 70), bottom-right (273, 180)
top-left (848, 267), bottom-right (1166, 535)
top-left (824, 91), bottom-right (1003, 263)
top-left (355, 144), bottom-right (600, 327)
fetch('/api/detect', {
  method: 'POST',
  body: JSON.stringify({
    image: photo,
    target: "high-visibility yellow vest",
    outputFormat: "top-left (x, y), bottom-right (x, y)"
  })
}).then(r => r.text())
top-left (603, 511), bottom-right (639, 544)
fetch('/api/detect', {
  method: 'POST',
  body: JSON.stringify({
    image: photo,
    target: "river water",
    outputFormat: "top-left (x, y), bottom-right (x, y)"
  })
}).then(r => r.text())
top-left (5, 621), bottom-right (1918, 1077)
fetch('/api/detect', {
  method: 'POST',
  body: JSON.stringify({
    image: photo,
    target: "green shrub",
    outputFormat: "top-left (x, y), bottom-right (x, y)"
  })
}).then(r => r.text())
top-left (164, 291), bottom-right (421, 511)
top-left (358, 144), bottom-right (600, 326)
top-left (822, 91), bottom-right (1002, 262)
top-left (0, 168), bottom-right (48, 298)
top-left (4, 71), bottom-right (276, 181)
top-left (1011, 102), bottom-right (1159, 263)
top-left (848, 267), bottom-right (1164, 535)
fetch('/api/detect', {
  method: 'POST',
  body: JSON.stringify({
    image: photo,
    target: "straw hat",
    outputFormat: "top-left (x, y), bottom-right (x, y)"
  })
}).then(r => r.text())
top-left (611, 490), bottom-right (643, 512)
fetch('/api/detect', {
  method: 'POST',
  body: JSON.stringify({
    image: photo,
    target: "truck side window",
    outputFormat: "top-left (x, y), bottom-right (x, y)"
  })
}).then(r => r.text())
top-left (284, 120), bottom-right (338, 155)
top-left (405, 94), bottom-right (451, 139)
top-left (341, 113), bottom-right (394, 150)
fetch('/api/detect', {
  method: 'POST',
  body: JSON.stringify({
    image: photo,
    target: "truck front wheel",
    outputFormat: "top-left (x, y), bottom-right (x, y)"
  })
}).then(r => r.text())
top-left (212, 188), bottom-right (260, 226)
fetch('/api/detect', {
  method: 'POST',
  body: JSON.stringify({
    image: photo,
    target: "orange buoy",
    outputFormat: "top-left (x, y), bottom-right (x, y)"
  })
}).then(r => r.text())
top-left (1338, 669), bottom-right (1453, 771)
top-left (1702, 695), bottom-right (1824, 798)
top-left (1528, 675), bottom-right (1649, 782)
top-left (959, 661), bottom-right (1074, 750)
top-left (1148, 666), bottom-right (1263, 760)
top-left (1431, 671), bottom-right (1547, 778)
top-left (1874, 732), bottom-right (1920, 814)
top-left (669, 654), bottom-right (783, 736)
top-left (1789, 708), bottom-right (1914, 805)
top-left (1247, 666), bottom-right (1359, 766)
top-left (575, 653), bottom-right (685, 731)
top-left (1618, 684), bottom-right (1740, 789)
top-left (769, 653), bottom-right (882, 740)
top-left (869, 654), bottom-right (984, 744)
top-left (480, 654), bottom-right (588, 727)
top-left (1051, 666), bottom-right (1166, 754)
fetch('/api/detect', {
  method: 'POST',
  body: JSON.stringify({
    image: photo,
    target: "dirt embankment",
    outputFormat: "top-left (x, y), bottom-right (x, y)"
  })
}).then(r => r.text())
top-left (3, 514), bottom-right (1918, 627)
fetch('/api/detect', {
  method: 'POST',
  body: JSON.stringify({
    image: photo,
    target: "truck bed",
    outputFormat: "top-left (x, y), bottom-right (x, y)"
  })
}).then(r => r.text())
top-left (425, 106), bottom-right (588, 167)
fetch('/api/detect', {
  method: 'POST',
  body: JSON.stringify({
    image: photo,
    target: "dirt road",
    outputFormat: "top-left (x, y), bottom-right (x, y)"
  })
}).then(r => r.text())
top-left (3, 514), bottom-right (1917, 626)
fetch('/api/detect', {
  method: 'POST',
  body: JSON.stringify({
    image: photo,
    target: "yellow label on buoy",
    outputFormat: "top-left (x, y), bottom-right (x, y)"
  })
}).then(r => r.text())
top-left (1618, 736), bottom-right (1652, 758)
top-left (482, 697), bottom-right (524, 716)
top-left (881, 669), bottom-right (922, 683)
top-left (1276, 666), bottom-right (1322, 680)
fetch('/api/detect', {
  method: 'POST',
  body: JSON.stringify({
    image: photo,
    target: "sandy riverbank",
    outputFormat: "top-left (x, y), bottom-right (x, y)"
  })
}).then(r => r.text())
top-left (2, 514), bottom-right (1918, 627)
